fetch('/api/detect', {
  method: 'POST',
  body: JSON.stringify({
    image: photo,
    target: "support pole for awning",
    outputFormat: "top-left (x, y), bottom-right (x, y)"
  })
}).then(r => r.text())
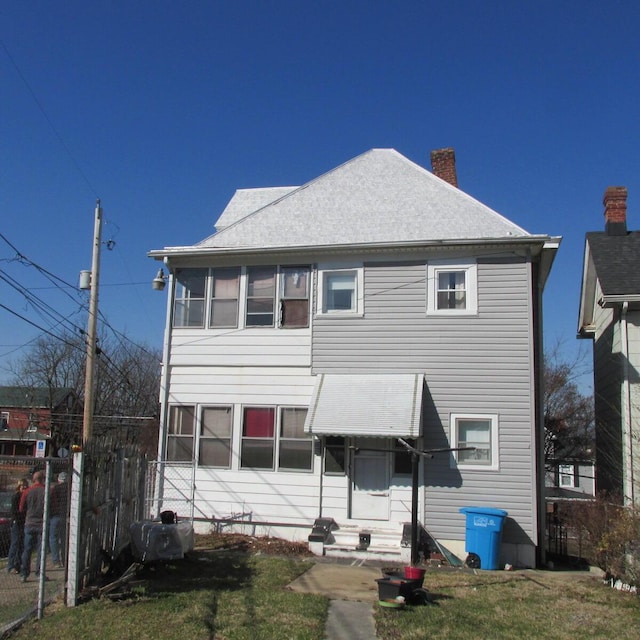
top-left (398, 438), bottom-right (475, 566)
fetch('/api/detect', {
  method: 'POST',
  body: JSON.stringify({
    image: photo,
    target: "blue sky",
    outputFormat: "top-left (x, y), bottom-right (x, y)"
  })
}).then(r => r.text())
top-left (1, 1), bottom-right (639, 389)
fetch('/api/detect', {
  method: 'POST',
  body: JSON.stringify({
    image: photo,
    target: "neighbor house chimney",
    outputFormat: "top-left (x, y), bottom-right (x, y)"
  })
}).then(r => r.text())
top-left (430, 148), bottom-right (458, 187)
top-left (603, 186), bottom-right (627, 236)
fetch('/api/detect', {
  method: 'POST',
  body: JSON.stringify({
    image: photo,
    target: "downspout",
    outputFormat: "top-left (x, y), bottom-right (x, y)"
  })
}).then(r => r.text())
top-left (620, 302), bottom-right (635, 505)
top-left (156, 261), bottom-right (175, 517)
top-left (531, 251), bottom-right (546, 567)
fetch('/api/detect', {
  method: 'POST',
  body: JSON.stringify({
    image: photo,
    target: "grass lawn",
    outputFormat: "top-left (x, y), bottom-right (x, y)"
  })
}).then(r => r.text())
top-left (375, 569), bottom-right (640, 640)
top-left (4, 543), bottom-right (640, 640)
top-left (6, 551), bottom-right (328, 640)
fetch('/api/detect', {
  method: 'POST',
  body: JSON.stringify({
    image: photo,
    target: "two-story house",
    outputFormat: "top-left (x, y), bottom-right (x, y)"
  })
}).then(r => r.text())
top-left (578, 187), bottom-right (640, 506)
top-left (150, 148), bottom-right (560, 568)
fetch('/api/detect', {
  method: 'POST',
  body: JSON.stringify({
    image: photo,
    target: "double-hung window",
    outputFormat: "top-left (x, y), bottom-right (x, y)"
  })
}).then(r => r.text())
top-left (280, 267), bottom-right (310, 327)
top-left (427, 260), bottom-right (477, 315)
top-left (210, 268), bottom-right (240, 328)
top-left (246, 267), bottom-right (276, 326)
top-left (318, 265), bottom-right (363, 315)
top-left (558, 464), bottom-right (575, 488)
top-left (199, 406), bottom-right (232, 467)
top-left (241, 406), bottom-right (311, 471)
top-left (241, 407), bottom-right (276, 468)
top-left (451, 413), bottom-right (498, 470)
top-left (167, 405), bottom-right (195, 462)
top-left (278, 407), bottom-right (312, 470)
top-left (174, 269), bottom-right (207, 327)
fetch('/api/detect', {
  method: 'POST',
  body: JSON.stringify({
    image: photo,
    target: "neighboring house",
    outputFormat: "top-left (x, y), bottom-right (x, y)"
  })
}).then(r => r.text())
top-left (0, 386), bottom-right (79, 459)
top-left (150, 148), bottom-right (560, 568)
top-left (545, 458), bottom-right (596, 501)
top-left (578, 187), bottom-right (640, 506)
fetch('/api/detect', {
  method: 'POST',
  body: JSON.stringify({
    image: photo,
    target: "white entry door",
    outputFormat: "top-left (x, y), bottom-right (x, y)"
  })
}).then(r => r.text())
top-left (351, 450), bottom-right (390, 521)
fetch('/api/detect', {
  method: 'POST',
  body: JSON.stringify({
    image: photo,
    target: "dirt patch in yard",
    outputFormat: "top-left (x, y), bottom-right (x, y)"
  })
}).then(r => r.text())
top-left (194, 532), bottom-right (314, 557)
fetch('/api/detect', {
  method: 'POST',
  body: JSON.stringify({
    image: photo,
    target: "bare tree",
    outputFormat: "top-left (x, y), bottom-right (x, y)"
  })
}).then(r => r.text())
top-left (8, 328), bottom-right (162, 449)
top-left (544, 344), bottom-right (594, 471)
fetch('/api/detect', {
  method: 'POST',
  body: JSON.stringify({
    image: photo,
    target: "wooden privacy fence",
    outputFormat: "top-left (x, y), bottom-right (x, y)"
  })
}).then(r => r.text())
top-left (67, 421), bottom-right (150, 606)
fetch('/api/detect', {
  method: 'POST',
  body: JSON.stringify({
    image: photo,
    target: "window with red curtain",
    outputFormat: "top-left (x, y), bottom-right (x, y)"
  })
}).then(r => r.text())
top-left (243, 407), bottom-right (275, 437)
top-left (241, 407), bottom-right (275, 469)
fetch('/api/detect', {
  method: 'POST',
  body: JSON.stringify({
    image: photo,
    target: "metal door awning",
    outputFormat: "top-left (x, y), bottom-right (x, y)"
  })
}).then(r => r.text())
top-left (303, 374), bottom-right (423, 437)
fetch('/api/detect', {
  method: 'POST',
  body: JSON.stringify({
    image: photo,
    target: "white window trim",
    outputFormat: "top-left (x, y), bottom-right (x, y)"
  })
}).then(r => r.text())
top-left (450, 413), bottom-right (499, 471)
top-left (558, 464), bottom-right (575, 488)
top-left (317, 264), bottom-right (364, 316)
top-left (198, 405), bottom-right (234, 469)
top-left (427, 259), bottom-right (478, 316)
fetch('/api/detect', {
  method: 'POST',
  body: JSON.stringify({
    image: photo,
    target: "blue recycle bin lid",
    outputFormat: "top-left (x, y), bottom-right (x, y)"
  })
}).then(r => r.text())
top-left (459, 506), bottom-right (508, 518)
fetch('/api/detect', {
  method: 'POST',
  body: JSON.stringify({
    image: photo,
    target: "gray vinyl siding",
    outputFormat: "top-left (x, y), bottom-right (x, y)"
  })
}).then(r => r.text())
top-left (312, 257), bottom-right (537, 544)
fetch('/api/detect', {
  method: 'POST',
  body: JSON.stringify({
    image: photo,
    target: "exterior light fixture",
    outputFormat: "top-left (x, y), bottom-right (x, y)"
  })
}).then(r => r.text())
top-left (152, 268), bottom-right (167, 291)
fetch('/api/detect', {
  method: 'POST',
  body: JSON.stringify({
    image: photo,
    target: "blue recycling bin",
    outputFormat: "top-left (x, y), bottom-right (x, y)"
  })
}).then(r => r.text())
top-left (459, 506), bottom-right (508, 570)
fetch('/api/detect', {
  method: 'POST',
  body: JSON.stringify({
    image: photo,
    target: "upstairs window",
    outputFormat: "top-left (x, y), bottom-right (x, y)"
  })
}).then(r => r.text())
top-left (209, 267), bottom-right (240, 328)
top-left (174, 269), bottom-right (207, 327)
top-left (1, 412), bottom-right (9, 430)
top-left (558, 464), bottom-right (575, 488)
top-left (318, 265), bottom-right (363, 315)
top-left (167, 405), bottom-right (195, 462)
top-left (427, 260), bottom-right (477, 315)
top-left (280, 267), bottom-right (310, 328)
top-left (246, 267), bottom-right (276, 326)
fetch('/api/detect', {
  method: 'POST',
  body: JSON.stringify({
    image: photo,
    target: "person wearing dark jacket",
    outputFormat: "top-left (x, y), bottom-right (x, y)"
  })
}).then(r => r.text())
top-left (19, 470), bottom-right (46, 582)
top-left (6, 478), bottom-right (29, 574)
top-left (49, 471), bottom-right (68, 567)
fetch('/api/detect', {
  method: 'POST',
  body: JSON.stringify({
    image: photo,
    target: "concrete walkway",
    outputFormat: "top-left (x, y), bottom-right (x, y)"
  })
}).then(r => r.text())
top-left (287, 561), bottom-right (383, 639)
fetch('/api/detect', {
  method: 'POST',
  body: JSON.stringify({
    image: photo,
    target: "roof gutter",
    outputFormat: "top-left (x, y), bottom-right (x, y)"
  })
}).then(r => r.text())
top-left (597, 294), bottom-right (640, 307)
top-left (149, 234), bottom-right (559, 261)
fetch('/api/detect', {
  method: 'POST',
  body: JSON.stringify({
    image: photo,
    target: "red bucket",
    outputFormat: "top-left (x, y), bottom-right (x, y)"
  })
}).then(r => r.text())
top-left (404, 566), bottom-right (426, 581)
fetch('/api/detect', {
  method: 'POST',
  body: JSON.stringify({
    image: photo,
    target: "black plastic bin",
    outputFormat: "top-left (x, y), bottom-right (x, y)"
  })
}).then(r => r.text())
top-left (376, 577), bottom-right (422, 600)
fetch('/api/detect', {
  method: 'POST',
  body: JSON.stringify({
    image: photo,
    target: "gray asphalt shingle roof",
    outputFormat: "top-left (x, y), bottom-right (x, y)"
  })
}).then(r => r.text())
top-left (195, 149), bottom-right (532, 251)
top-left (587, 231), bottom-right (640, 296)
top-left (215, 187), bottom-right (298, 231)
top-left (0, 386), bottom-right (74, 409)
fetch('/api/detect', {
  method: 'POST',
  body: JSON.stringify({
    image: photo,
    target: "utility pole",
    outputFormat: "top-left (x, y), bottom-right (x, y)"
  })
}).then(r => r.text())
top-left (83, 199), bottom-right (102, 444)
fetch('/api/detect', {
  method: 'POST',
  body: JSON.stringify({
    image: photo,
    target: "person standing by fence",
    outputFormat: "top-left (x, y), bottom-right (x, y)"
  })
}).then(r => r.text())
top-left (49, 471), bottom-right (68, 567)
top-left (19, 469), bottom-right (46, 582)
top-left (6, 478), bottom-right (29, 574)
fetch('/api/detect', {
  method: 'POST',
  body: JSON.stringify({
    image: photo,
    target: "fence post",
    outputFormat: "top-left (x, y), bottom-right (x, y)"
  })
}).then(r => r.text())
top-left (66, 451), bottom-right (84, 607)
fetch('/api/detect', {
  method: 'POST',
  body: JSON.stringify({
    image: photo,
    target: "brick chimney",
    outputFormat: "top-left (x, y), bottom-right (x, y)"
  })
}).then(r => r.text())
top-left (430, 148), bottom-right (458, 187)
top-left (603, 186), bottom-right (627, 236)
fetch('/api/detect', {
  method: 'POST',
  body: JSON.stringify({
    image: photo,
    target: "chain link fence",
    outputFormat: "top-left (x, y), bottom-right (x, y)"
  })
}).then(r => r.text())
top-left (0, 455), bottom-right (70, 633)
